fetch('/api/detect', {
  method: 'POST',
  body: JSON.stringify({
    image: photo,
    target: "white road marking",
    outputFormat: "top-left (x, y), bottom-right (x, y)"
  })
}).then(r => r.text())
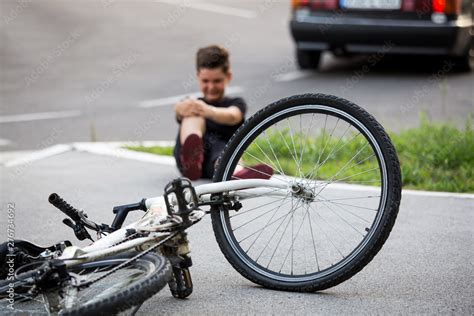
top-left (73, 140), bottom-right (176, 148)
top-left (72, 142), bottom-right (176, 166)
top-left (0, 150), bottom-right (34, 165)
top-left (155, 0), bottom-right (257, 19)
top-left (327, 182), bottom-right (474, 199)
top-left (138, 86), bottom-right (244, 108)
top-left (0, 110), bottom-right (81, 123)
top-left (273, 70), bottom-right (314, 82)
top-left (0, 138), bottom-right (12, 146)
top-left (3, 144), bottom-right (72, 167)
top-left (401, 188), bottom-right (474, 199)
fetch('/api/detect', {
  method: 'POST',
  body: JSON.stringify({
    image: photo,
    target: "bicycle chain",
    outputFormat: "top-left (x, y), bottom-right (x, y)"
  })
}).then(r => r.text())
top-left (77, 232), bottom-right (178, 289)
top-left (73, 211), bottom-right (203, 289)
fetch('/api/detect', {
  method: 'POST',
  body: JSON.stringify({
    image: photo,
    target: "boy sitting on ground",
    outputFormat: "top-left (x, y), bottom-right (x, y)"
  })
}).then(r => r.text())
top-left (173, 45), bottom-right (272, 180)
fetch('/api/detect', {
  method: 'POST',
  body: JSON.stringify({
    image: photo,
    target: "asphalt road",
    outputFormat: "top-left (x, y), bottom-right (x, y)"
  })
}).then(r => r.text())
top-left (1, 2), bottom-right (473, 314)
top-left (1, 0), bottom-right (473, 151)
top-left (0, 151), bottom-right (472, 314)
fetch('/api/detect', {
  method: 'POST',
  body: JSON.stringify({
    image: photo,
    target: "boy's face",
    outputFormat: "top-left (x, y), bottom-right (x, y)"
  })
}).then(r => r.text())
top-left (197, 67), bottom-right (232, 103)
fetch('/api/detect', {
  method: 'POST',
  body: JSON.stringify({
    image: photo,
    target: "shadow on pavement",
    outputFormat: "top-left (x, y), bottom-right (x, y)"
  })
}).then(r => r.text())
top-left (319, 53), bottom-right (472, 76)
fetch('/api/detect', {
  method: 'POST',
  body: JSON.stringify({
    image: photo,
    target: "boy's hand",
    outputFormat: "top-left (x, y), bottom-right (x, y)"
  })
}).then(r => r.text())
top-left (175, 98), bottom-right (200, 118)
top-left (175, 98), bottom-right (242, 125)
top-left (175, 98), bottom-right (214, 119)
top-left (193, 99), bottom-right (214, 118)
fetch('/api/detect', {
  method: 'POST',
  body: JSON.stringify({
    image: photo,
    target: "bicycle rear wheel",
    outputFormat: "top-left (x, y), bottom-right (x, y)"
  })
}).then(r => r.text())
top-left (0, 252), bottom-right (171, 315)
top-left (211, 94), bottom-right (401, 291)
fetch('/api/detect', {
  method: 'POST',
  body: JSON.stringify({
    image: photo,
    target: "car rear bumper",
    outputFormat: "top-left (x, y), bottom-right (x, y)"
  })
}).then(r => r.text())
top-left (290, 14), bottom-right (472, 56)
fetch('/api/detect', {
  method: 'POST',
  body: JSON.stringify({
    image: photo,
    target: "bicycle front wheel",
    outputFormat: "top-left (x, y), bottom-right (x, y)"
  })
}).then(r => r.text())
top-left (0, 252), bottom-right (171, 315)
top-left (211, 94), bottom-right (401, 292)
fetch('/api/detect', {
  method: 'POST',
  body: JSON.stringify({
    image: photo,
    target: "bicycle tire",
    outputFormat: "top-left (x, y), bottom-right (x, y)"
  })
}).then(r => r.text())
top-left (0, 251), bottom-right (172, 315)
top-left (211, 94), bottom-right (401, 292)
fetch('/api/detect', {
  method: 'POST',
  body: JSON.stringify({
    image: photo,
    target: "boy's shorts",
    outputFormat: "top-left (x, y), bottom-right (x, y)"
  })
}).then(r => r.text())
top-left (173, 132), bottom-right (228, 179)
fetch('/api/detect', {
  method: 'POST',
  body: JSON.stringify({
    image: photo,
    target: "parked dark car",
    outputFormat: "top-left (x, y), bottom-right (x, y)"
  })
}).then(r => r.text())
top-left (290, 0), bottom-right (473, 71)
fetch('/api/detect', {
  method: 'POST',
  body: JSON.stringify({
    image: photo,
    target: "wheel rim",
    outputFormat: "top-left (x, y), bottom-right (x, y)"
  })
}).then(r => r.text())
top-left (66, 258), bottom-right (156, 308)
top-left (218, 104), bottom-right (389, 283)
top-left (0, 257), bottom-right (156, 314)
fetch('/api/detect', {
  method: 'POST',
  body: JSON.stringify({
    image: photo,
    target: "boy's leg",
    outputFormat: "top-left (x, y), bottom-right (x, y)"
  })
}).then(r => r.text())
top-left (175, 117), bottom-right (206, 180)
top-left (179, 117), bottom-right (206, 144)
top-left (202, 135), bottom-right (227, 179)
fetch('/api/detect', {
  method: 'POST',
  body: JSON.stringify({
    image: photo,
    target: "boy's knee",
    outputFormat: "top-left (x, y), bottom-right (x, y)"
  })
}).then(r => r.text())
top-left (182, 116), bottom-right (205, 125)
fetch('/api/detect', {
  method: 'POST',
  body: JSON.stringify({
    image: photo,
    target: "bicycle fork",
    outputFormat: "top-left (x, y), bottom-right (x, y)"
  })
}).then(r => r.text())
top-left (161, 178), bottom-right (200, 299)
top-left (162, 232), bottom-right (193, 299)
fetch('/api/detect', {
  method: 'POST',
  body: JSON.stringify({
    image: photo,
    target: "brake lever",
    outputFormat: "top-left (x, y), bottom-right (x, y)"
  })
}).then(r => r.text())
top-left (62, 218), bottom-right (94, 242)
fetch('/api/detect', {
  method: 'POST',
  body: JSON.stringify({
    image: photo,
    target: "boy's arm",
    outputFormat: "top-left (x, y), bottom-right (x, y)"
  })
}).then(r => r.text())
top-left (195, 100), bottom-right (243, 126)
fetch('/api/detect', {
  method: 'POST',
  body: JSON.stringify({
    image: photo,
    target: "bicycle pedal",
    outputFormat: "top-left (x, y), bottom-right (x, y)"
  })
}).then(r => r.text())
top-left (169, 266), bottom-right (193, 299)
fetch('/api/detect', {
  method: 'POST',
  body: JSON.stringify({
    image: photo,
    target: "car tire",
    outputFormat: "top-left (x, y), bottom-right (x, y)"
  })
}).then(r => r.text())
top-left (452, 52), bottom-right (472, 72)
top-left (296, 49), bottom-right (321, 69)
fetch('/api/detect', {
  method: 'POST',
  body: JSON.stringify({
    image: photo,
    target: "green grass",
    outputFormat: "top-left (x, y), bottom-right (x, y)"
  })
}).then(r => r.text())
top-left (126, 116), bottom-right (474, 193)
top-left (390, 115), bottom-right (473, 193)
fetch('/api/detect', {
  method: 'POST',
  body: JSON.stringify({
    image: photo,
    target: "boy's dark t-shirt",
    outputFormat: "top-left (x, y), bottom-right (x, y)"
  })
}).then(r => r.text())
top-left (199, 96), bottom-right (247, 141)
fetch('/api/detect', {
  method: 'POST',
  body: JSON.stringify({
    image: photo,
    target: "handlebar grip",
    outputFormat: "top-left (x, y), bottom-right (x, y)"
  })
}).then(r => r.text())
top-left (48, 193), bottom-right (81, 222)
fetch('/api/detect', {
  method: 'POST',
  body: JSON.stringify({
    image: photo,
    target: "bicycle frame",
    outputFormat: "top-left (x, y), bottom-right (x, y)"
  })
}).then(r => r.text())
top-left (59, 179), bottom-right (290, 266)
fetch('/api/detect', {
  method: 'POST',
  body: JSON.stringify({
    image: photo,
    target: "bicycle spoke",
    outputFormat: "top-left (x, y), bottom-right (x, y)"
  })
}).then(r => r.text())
top-left (307, 203), bottom-right (346, 259)
top-left (265, 198), bottom-right (302, 269)
top-left (312, 143), bottom-right (373, 197)
top-left (297, 113), bottom-right (317, 172)
top-left (310, 127), bottom-right (361, 180)
top-left (306, 203), bottom-right (320, 271)
top-left (244, 193), bottom-right (291, 253)
top-left (308, 203), bottom-right (353, 248)
top-left (263, 130), bottom-right (290, 182)
top-left (249, 140), bottom-right (287, 178)
top-left (306, 121), bottom-right (351, 183)
top-left (230, 195), bottom-right (289, 218)
top-left (286, 118), bottom-right (304, 178)
top-left (275, 122), bottom-right (301, 176)
top-left (318, 195), bottom-right (373, 224)
top-left (233, 197), bottom-right (292, 231)
top-left (331, 167), bottom-right (380, 183)
top-left (279, 204), bottom-right (310, 274)
top-left (319, 195), bottom-right (381, 202)
top-left (305, 115), bottom-right (333, 180)
top-left (323, 200), bottom-right (378, 212)
top-left (232, 160), bottom-right (283, 182)
top-left (237, 200), bottom-right (294, 244)
top-left (337, 179), bottom-right (381, 184)
top-left (253, 202), bottom-right (297, 262)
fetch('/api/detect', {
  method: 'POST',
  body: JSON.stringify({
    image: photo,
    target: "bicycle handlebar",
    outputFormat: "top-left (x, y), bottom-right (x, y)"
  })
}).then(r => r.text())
top-left (48, 193), bottom-right (82, 222)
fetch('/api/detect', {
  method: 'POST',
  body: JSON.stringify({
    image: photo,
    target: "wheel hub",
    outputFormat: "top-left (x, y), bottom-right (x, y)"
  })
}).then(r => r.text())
top-left (291, 183), bottom-right (315, 203)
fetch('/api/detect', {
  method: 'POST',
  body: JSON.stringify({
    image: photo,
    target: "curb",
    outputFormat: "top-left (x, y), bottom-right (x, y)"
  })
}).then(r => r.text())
top-left (1, 141), bottom-right (176, 168)
top-left (1, 142), bottom-right (473, 199)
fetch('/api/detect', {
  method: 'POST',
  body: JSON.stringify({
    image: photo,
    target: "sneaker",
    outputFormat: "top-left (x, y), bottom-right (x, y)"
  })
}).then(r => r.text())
top-left (179, 134), bottom-right (204, 180)
top-left (232, 164), bottom-right (274, 180)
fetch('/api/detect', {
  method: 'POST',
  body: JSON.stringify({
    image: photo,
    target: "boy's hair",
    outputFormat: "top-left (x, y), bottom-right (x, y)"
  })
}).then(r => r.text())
top-left (196, 45), bottom-right (230, 73)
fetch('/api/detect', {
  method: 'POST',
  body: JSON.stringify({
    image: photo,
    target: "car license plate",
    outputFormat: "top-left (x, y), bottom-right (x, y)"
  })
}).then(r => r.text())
top-left (340, 0), bottom-right (401, 10)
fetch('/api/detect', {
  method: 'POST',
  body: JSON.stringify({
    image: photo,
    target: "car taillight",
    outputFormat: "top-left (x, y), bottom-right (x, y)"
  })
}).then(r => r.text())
top-left (291, 0), bottom-right (311, 9)
top-left (433, 0), bottom-right (461, 14)
top-left (291, 0), bottom-right (338, 10)
top-left (401, 0), bottom-right (416, 11)
top-left (401, 0), bottom-right (460, 15)
top-left (432, 0), bottom-right (445, 12)
top-left (311, 0), bottom-right (338, 9)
